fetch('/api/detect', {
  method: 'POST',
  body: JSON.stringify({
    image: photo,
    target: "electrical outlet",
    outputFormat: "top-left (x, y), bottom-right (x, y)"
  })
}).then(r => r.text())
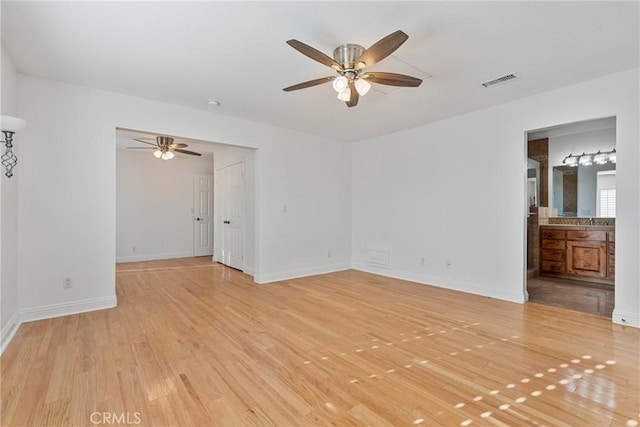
top-left (132, 246), bottom-right (137, 253)
top-left (446, 259), bottom-right (453, 269)
top-left (327, 250), bottom-right (332, 258)
top-left (63, 277), bottom-right (72, 288)
top-left (420, 257), bottom-right (425, 266)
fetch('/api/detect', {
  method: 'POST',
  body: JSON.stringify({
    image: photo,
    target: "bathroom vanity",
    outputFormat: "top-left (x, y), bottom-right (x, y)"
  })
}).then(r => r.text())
top-left (539, 220), bottom-right (614, 285)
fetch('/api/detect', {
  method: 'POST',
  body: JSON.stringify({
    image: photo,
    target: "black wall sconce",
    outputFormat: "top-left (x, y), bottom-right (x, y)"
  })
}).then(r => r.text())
top-left (1, 115), bottom-right (26, 178)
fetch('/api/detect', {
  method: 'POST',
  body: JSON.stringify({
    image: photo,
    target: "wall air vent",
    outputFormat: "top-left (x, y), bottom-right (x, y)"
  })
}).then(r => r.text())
top-left (481, 73), bottom-right (517, 88)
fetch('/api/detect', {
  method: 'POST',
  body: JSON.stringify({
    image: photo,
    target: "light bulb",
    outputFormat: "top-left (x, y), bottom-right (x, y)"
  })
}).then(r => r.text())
top-left (332, 76), bottom-right (348, 93)
top-left (162, 151), bottom-right (175, 160)
top-left (563, 154), bottom-right (578, 167)
top-left (337, 88), bottom-right (351, 102)
top-left (153, 150), bottom-right (162, 158)
top-left (354, 78), bottom-right (371, 96)
top-left (578, 152), bottom-right (593, 166)
top-left (608, 149), bottom-right (616, 163)
top-left (594, 151), bottom-right (607, 164)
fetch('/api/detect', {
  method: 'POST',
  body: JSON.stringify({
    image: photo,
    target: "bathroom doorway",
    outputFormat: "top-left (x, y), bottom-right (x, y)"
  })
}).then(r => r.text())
top-left (525, 117), bottom-right (616, 317)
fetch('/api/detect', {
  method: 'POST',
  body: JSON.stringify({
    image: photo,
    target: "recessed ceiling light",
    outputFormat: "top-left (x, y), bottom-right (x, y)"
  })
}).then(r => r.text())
top-left (208, 99), bottom-right (220, 106)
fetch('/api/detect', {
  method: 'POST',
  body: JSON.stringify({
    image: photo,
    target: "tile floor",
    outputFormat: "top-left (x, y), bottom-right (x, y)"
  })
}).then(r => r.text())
top-left (527, 276), bottom-right (614, 317)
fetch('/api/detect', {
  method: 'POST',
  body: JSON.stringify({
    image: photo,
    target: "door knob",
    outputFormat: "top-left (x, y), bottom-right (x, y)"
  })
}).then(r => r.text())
top-left (195, 217), bottom-right (202, 221)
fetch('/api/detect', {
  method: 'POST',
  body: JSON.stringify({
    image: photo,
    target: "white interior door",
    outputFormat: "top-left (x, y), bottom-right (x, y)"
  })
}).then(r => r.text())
top-left (219, 162), bottom-right (244, 270)
top-left (194, 174), bottom-right (214, 256)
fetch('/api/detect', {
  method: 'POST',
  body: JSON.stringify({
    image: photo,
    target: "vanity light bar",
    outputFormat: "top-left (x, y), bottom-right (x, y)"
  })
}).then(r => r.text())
top-left (563, 149), bottom-right (616, 167)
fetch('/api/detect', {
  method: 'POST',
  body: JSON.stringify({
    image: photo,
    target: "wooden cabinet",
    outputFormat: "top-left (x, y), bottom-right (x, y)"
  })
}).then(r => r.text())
top-left (566, 230), bottom-right (606, 241)
top-left (540, 229), bottom-right (566, 275)
top-left (539, 226), bottom-right (614, 285)
top-left (566, 240), bottom-right (607, 279)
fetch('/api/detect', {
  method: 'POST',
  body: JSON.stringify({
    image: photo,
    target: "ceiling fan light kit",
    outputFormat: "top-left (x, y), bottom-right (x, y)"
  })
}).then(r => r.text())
top-left (154, 150), bottom-right (175, 160)
top-left (283, 30), bottom-right (423, 108)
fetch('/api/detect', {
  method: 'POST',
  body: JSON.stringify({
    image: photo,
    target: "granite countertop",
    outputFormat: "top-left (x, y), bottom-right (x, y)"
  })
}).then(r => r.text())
top-left (539, 223), bottom-right (614, 231)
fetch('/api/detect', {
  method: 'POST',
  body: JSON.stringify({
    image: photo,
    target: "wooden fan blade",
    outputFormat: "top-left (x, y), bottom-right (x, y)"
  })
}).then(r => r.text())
top-left (126, 147), bottom-right (155, 149)
top-left (286, 39), bottom-right (343, 71)
top-left (283, 76), bottom-right (335, 92)
top-left (169, 143), bottom-right (188, 148)
top-left (173, 148), bottom-right (202, 156)
top-left (133, 138), bottom-right (158, 147)
top-left (362, 72), bottom-right (422, 87)
top-left (355, 30), bottom-right (409, 70)
top-left (346, 80), bottom-right (359, 108)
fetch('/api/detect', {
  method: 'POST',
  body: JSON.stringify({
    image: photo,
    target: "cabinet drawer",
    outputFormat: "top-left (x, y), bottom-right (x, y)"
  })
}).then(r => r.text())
top-left (542, 239), bottom-right (565, 250)
top-left (541, 249), bottom-right (564, 262)
top-left (541, 261), bottom-right (565, 274)
top-left (541, 229), bottom-right (566, 240)
top-left (567, 230), bottom-right (606, 241)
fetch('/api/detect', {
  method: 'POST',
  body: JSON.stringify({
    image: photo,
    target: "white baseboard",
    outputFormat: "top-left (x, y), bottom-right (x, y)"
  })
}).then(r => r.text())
top-left (1, 311), bottom-right (21, 355)
top-left (242, 266), bottom-right (255, 276)
top-left (351, 263), bottom-right (527, 304)
top-left (0, 295), bottom-right (118, 355)
top-left (20, 295), bottom-right (118, 324)
top-left (254, 263), bottom-right (350, 284)
top-left (116, 252), bottom-right (194, 263)
top-left (612, 309), bottom-right (640, 328)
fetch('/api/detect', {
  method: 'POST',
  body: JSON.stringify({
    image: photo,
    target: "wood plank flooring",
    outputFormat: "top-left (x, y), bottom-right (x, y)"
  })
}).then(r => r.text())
top-left (2, 257), bottom-right (639, 426)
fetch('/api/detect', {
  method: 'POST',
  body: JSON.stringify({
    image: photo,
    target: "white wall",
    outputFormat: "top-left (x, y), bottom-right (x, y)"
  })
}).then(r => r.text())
top-left (116, 149), bottom-right (214, 262)
top-left (16, 74), bottom-right (352, 321)
top-left (351, 68), bottom-right (639, 327)
top-left (0, 44), bottom-right (21, 352)
top-left (547, 127), bottom-right (616, 216)
top-left (255, 138), bottom-right (352, 282)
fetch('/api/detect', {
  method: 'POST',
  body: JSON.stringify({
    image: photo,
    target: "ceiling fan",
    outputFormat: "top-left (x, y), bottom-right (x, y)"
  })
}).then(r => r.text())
top-left (283, 30), bottom-right (423, 107)
top-left (127, 136), bottom-right (201, 160)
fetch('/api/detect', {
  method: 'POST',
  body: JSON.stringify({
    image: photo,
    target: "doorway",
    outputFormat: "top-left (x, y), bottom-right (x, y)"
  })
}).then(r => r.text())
top-left (525, 117), bottom-right (616, 318)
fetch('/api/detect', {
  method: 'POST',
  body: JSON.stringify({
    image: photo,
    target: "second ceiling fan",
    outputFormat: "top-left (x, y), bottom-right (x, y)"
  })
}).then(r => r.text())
top-left (283, 30), bottom-right (423, 107)
top-left (127, 136), bottom-right (201, 160)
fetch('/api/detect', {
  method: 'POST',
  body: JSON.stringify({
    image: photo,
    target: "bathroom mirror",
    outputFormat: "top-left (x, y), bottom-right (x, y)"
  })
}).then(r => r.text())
top-left (528, 117), bottom-right (616, 217)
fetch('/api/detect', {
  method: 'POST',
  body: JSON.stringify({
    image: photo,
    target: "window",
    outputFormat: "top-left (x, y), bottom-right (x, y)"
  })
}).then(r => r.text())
top-left (599, 188), bottom-right (616, 217)
top-left (597, 170), bottom-right (616, 217)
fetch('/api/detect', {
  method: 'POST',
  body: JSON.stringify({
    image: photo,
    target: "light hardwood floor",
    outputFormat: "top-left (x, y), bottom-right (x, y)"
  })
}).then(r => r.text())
top-left (2, 257), bottom-right (638, 426)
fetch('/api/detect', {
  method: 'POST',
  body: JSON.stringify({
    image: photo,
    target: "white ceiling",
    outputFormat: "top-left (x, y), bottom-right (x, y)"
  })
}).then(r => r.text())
top-left (2, 1), bottom-right (638, 142)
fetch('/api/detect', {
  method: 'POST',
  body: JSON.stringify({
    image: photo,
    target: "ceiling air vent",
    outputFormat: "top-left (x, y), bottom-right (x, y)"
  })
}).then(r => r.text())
top-left (481, 73), bottom-right (517, 88)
